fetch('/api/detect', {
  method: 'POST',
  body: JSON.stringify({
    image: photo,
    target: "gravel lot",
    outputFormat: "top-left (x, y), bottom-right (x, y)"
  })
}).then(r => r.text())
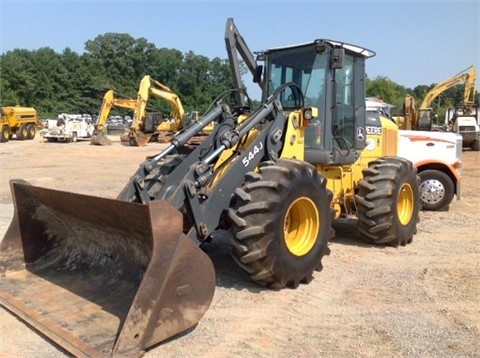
top-left (0, 134), bottom-right (479, 358)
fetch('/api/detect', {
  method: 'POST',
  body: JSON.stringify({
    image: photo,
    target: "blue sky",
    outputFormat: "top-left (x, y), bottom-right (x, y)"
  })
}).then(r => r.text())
top-left (1, 0), bottom-right (479, 100)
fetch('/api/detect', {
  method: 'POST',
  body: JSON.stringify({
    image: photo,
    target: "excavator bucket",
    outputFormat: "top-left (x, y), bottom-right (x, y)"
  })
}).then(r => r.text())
top-left (129, 132), bottom-right (152, 147)
top-left (90, 130), bottom-right (112, 146)
top-left (0, 180), bottom-right (215, 357)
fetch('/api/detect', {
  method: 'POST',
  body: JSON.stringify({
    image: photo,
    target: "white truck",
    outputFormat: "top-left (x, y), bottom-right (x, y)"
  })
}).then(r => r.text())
top-left (41, 114), bottom-right (94, 143)
top-left (398, 129), bottom-right (462, 211)
top-left (365, 101), bottom-right (463, 211)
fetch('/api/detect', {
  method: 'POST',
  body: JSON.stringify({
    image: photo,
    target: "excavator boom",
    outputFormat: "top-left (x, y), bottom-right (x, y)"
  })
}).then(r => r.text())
top-left (420, 65), bottom-right (477, 109)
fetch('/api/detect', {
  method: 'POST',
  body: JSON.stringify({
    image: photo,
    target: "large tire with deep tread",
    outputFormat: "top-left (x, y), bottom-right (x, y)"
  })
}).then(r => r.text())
top-left (0, 126), bottom-right (9, 142)
top-left (16, 124), bottom-right (28, 140)
top-left (418, 170), bottom-right (454, 211)
top-left (26, 124), bottom-right (36, 139)
top-left (356, 156), bottom-right (420, 247)
top-left (228, 159), bottom-right (334, 289)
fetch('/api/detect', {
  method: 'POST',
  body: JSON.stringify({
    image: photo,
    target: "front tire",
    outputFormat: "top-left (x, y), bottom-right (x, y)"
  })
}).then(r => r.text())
top-left (0, 126), bottom-right (9, 142)
top-left (228, 159), bottom-right (334, 288)
top-left (418, 170), bottom-right (454, 211)
top-left (356, 156), bottom-right (420, 247)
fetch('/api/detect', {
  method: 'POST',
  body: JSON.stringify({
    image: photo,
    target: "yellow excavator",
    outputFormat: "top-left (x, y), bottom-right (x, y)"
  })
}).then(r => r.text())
top-left (394, 65), bottom-right (477, 131)
top-left (90, 90), bottom-right (137, 145)
top-left (125, 75), bottom-right (188, 146)
top-left (0, 18), bottom-right (420, 357)
top-left (391, 94), bottom-right (418, 130)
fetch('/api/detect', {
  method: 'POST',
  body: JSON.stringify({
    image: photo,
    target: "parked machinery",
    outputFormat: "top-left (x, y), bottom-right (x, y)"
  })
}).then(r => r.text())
top-left (0, 105), bottom-right (40, 142)
top-left (396, 65), bottom-right (477, 131)
top-left (90, 90), bottom-right (136, 145)
top-left (449, 105), bottom-right (480, 151)
top-left (126, 75), bottom-right (188, 146)
top-left (0, 18), bottom-right (420, 357)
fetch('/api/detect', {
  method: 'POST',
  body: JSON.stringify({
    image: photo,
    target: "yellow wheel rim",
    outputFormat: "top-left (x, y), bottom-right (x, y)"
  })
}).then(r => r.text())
top-left (398, 183), bottom-right (414, 225)
top-left (284, 197), bottom-right (319, 256)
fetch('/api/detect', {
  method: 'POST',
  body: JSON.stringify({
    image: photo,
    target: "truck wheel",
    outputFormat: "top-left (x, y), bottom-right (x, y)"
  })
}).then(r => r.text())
top-left (472, 140), bottom-right (480, 151)
top-left (71, 133), bottom-right (77, 143)
top-left (26, 124), bottom-right (36, 140)
top-left (16, 125), bottom-right (28, 140)
top-left (0, 126), bottom-right (9, 142)
top-left (228, 159), bottom-right (334, 288)
top-left (418, 170), bottom-right (454, 211)
top-left (356, 156), bottom-right (420, 247)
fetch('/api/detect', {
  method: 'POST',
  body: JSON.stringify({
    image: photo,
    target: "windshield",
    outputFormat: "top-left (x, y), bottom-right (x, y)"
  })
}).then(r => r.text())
top-left (266, 46), bottom-right (328, 116)
top-left (266, 46), bottom-right (329, 150)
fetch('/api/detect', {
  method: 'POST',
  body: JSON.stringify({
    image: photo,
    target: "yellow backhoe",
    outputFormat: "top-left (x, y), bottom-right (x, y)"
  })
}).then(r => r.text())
top-left (0, 18), bottom-right (420, 357)
top-left (90, 90), bottom-right (136, 145)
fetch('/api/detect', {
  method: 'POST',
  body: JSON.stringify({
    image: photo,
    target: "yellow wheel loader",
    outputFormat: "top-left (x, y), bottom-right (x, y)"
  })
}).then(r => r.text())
top-left (0, 18), bottom-right (420, 357)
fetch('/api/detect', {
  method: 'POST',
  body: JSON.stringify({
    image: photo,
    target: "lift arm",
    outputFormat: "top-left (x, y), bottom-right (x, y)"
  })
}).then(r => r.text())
top-left (225, 17), bottom-right (265, 106)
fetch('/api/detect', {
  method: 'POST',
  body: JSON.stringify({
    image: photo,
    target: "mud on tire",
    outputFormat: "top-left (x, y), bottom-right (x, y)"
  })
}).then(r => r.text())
top-left (228, 159), bottom-right (334, 289)
top-left (355, 156), bottom-right (420, 247)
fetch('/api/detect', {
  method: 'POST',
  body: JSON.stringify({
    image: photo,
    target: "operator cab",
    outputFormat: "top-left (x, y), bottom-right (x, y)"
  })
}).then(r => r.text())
top-left (259, 40), bottom-right (375, 165)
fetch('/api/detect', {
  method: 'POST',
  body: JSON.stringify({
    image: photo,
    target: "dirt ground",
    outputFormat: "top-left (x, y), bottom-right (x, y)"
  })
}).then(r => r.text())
top-left (0, 133), bottom-right (479, 358)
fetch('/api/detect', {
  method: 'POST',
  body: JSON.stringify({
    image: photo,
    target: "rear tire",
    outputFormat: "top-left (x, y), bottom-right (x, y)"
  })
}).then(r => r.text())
top-left (418, 170), bottom-right (454, 211)
top-left (16, 124), bottom-right (28, 140)
top-left (0, 126), bottom-right (9, 142)
top-left (228, 159), bottom-right (334, 288)
top-left (26, 124), bottom-right (36, 139)
top-left (71, 133), bottom-right (77, 143)
top-left (356, 156), bottom-right (420, 247)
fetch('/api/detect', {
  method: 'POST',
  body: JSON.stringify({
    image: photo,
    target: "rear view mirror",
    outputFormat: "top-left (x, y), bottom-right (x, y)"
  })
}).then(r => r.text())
top-left (331, 48), bottom-right (345, 69)
top-left (253, 65), bottom-right (263, 83)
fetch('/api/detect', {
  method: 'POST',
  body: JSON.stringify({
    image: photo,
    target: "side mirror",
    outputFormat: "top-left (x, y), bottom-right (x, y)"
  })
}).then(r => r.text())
top-left (331, 48), bottom-right (345, 69)
top-left (253, 65), bottom-right (263, 83)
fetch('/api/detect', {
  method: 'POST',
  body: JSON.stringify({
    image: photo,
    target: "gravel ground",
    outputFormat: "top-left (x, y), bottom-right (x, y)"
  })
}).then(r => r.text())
top-left (0, 134), bottom-right (479, 358)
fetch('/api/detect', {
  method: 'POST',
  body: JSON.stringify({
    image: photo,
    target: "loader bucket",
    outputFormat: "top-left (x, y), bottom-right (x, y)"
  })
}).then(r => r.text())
top-left (90, 130), bottom-right (112, 146)
top-left (0, 180), bottom-right (215, 357)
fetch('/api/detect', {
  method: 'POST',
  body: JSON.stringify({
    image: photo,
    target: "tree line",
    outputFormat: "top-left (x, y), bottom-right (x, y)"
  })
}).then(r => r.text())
top-left (1, 32), bottom-right (477, 122)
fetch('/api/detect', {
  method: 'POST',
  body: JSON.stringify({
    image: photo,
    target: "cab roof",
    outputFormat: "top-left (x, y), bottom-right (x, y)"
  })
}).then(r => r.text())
top-left (263, 39), bottom-right (376, 59)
